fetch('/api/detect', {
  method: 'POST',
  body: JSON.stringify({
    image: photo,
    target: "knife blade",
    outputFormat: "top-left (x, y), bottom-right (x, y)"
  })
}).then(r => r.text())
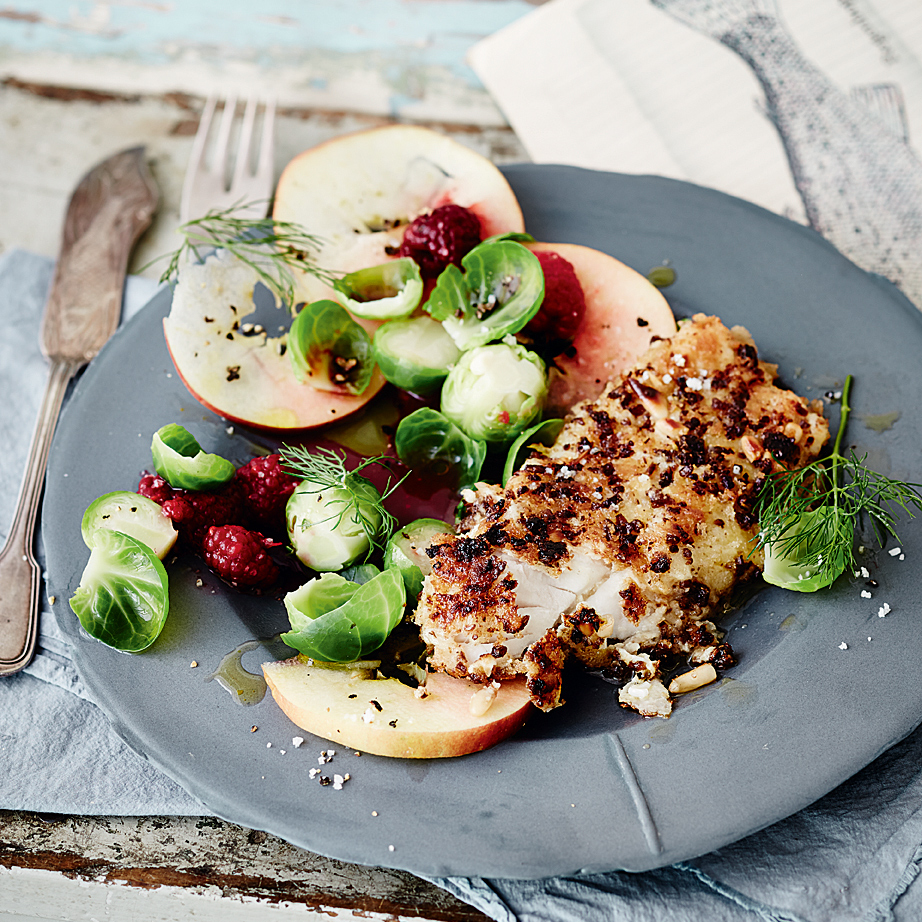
top-left (0, 147), bottom-right (158, 676)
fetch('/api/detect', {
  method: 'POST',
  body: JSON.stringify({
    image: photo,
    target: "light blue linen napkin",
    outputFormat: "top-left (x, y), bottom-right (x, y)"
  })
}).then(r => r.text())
top-left (0, 248), bottom-right (204, 815)
top-left (3, 247), bottom-right (922, 920)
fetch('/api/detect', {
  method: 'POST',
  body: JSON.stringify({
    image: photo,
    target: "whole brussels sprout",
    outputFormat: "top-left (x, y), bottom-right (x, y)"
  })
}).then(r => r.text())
top-left (440, 338), bottom-right (547, 444)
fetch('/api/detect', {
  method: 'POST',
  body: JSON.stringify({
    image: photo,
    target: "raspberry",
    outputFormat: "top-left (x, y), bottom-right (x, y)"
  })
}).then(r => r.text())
top-left (161, 482), bottom-right (245, 552)
top-left (235, 453), bottom-right (298, 536)
top-left (202, 525), bottom-right (280, 590)
top-left (522, 250), bottom-right (586, 345)
top-left (137, 472), bottom-right (176, 506)
top-left (398, 204), bottom-right (481, 277)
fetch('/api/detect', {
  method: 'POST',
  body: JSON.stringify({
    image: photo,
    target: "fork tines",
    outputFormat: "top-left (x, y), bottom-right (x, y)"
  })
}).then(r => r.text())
top-left (180, 93), bottom-right (276, 224)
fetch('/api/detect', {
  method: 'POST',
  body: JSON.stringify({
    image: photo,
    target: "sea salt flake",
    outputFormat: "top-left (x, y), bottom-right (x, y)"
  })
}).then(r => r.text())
top-left (878, 602), bottom-right (892, 618)
top-left (889, 547), bottom-right (902, 556)
top-left (838, 642), bottom-right (848, 650)
top-left (860, 590), bottom-right (872, 599)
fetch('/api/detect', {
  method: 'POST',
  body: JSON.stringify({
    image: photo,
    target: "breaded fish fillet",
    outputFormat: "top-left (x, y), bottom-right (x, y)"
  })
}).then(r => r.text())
top-left (413, 315), bottom-right (829, 716)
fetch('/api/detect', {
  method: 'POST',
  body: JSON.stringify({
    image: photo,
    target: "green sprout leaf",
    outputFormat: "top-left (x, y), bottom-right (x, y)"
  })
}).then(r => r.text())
top-left (69, 529), bottom-right (170, 653)
top-left (502, 418), bottom-right (565, 485)
top-left (394, 407), bottom-right (487, 491)
top-left (332, 258), bottom-right (423, 320)
top-left (424, 239), bottom-right (545, 350)
top-left (372, 314), bottom-right (461, 395)
top-left (384, 517), bottom-right (456, 600)
top-left (288, 299), bottom-right (374, 395)
top-left (423, 264), bottom-right (468, 323)
top-left (480, 231), bottom-right (536, 246)
top-left (81, 491), bottom-right (178, 560)
top-left (151, 423), bottom-right (236, 491)
top-left (281, 568), bottom-right (406, 662)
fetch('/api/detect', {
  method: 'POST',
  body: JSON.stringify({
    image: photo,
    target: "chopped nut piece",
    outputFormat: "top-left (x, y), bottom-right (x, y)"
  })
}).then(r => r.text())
top-left (740, 436), bottom-right (763, 463)
top-left (469, 683), bottom-right (499, 717)
top-left (668, 663), bottom-right (718, 695)
top-left (627, 377), bottom-right (669, 419)
top-left (654, 416), bottom-right (684, 439)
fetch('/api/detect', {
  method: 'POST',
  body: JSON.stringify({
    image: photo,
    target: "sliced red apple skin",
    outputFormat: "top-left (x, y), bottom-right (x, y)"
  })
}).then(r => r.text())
top-left (273, 125), bottom-right (526, 304)
top-left (526, 242), bottom-right (677, 416)
top-left (262, 658), bottom-right (534, 759)
top-left (162, 250), bottom-right (385, 431)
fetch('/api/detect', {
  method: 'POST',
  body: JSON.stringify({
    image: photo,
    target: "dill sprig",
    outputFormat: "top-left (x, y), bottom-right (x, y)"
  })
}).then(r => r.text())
top-left (279, 445), bottom-right (405, 557)
top-left (151, 203), bottom-right (337, 305)
top-left (755, 375), bottom-right (922, 588)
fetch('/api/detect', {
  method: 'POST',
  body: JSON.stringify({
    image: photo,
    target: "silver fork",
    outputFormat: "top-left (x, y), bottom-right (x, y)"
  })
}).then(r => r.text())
top-left (180, 93), bottom-right (276, 223)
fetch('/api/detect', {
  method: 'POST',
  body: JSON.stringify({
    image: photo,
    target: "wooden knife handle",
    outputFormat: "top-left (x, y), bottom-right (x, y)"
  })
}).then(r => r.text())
top-left (0, 359), bottom-right (81, 675)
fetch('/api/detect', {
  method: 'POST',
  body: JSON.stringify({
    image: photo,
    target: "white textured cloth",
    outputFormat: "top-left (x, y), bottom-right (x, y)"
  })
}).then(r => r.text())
top-left (3, 247), bottom-right (922, 920)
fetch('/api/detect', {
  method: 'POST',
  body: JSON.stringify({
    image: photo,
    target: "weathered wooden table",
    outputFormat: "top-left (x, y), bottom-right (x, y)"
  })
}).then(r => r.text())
top-left (0, 3), bottom-right (536, 917)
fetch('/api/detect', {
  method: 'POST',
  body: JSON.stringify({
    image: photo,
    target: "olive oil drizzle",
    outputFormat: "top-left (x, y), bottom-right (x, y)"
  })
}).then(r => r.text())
top-left (206, 640), bottom-right (268, 706)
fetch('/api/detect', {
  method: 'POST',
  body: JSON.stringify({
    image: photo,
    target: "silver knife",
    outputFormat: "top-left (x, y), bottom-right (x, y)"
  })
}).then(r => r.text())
top-left (0, 147), bottom-right (158, 676)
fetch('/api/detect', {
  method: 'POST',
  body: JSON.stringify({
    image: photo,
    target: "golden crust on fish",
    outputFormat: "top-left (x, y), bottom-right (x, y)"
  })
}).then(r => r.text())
top-left (414, 315), bottom-right (829, 716)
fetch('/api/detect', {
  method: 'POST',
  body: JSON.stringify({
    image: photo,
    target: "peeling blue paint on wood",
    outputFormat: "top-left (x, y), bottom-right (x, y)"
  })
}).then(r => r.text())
top-left (0, 0), bottom-right (534, 87)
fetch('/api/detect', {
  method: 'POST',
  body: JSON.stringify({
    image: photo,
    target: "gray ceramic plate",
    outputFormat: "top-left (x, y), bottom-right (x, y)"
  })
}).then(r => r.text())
top-left (43, 166), bottom-right (922, 880)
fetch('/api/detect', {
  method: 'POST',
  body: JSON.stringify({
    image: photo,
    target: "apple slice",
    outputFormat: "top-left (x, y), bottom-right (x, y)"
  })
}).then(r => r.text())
top-left (526, 243), bottom-right (676, 416)
top-left (262, 657), bottom-right (533, 759)
top-left (163, 249), bottom-right (386, 431)
top-left (272, 125), bottom-right (526, 304)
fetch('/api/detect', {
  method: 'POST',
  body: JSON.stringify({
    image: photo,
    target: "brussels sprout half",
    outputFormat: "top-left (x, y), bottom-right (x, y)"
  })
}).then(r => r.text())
top-left (151, 423), bottom-right (235, 491)
top-left (332, 258), bottom-right (423, 320)
top-left (81, 491), bottom-right (178, 560)
top-left (69, 529), bottom-right (170, 653)
top-left (281, 568), bottom-right (406, 662)
top-left (394, 407), bottom-right (487, 491)
top-left (286, 472), bottom-right (388, 572)
top-left (288, 299), bottom-right (374, 395)
top-left (761, 508), bottom-right (848, 592)
top-left (373, 315), bottom-right (461, 395)
top-left (440, 339), bottom-right (547, 444)
top-left (384, 517), bottom-right (456, 600)
top-left (425, 239), bottom-right (545, 351)
top-left (502, 418), bottom-right (565, 485)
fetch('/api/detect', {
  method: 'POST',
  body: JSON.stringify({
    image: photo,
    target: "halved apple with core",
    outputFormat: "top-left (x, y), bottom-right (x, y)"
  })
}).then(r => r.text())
top-left (272, 124), bottom-right (526, 304)
top-left (526, 242), bottom-right (676, 415)
top-left (262, 657), bottom-right (533, 759)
